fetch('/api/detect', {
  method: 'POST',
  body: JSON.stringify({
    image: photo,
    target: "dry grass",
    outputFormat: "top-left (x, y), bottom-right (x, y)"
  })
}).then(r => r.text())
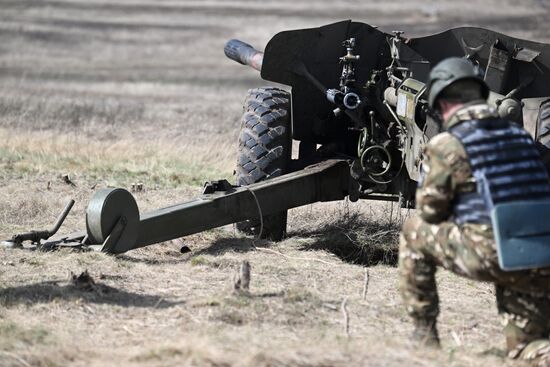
top-left (1, 0), bottom-right (548, 366)
top-left (0, 224), bottom-right (523, 367)
top-left (0, 127), bottom-right (234, 187)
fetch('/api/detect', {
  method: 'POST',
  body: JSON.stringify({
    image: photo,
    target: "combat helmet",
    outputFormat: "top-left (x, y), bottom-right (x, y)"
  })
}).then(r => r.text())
top-left (426, 57), bottom-right (489, 108)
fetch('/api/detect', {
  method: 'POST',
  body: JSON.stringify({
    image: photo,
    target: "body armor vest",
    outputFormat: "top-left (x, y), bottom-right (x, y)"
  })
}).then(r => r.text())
top-left (449, 118), bottom-right (550, 225)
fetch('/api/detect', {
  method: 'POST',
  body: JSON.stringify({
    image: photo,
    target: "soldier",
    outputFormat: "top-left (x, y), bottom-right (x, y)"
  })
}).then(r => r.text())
top-left (399, 57), bottom-right (550, 365)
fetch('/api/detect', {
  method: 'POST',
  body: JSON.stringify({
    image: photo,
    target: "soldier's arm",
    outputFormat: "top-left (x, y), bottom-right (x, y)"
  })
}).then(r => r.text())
top-left (416, 133), bottom-right (469, 223)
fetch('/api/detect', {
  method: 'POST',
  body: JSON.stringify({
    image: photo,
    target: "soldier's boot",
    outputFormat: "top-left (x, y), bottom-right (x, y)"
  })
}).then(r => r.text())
top-left (519, 341), bottom-right (550, 367)
top-left (497, 285), bottom-right (550, 365)
top-left (412, 319), bottom-right (440, 347)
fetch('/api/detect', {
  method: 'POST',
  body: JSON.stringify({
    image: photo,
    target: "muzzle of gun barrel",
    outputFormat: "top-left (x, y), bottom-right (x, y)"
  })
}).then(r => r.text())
top-left (224, 39), bottom-right (264, 72)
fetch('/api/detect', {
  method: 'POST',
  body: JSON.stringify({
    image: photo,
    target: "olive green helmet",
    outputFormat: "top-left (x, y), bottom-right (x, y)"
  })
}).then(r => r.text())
top-left (426, 57), bottom-right (489, 108)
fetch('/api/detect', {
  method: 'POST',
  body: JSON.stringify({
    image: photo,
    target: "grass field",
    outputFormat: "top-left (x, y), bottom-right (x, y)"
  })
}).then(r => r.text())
top-left (2, 0), bottom-right (550, 366)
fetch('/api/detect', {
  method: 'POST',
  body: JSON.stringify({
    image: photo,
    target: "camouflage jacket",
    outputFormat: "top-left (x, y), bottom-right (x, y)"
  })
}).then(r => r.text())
top-left (416, 101), bottom-right (496, 224)
top-left (414, 102), bottom-right (550, 293)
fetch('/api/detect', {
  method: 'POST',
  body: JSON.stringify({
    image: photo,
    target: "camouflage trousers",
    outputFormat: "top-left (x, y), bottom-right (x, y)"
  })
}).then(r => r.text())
top-left (399, 216), bottom-right (550, 364)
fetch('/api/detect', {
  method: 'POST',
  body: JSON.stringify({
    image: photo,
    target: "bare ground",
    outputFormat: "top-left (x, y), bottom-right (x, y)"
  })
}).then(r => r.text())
top-left (2, 0), bottom-right (550, 366)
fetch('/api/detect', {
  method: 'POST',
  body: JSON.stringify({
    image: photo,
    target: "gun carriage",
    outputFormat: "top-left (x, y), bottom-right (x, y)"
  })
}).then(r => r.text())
top-left (6, 21), bottom-right (550, 253)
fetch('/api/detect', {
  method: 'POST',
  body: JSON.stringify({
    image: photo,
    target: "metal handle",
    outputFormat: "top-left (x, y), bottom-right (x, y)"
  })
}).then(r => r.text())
top-left (12, 199), bottom-right (75, 244)
top-left (49, 199), bottom-right (75, 235)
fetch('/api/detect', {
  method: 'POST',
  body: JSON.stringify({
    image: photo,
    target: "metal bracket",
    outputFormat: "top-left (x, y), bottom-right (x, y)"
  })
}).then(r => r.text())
top-left (461, 37), bottom-right (484, 60)
top-left (202, 179), bottom-right (236, 194)
top-left (485, 40), bottom-right (511, 93)
top-left (99, 216), bottom-right (128, 253)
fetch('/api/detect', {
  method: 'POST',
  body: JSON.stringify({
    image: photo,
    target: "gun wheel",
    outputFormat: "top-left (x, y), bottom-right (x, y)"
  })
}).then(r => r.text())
top-left (235, 87), bottom-right (291, 240)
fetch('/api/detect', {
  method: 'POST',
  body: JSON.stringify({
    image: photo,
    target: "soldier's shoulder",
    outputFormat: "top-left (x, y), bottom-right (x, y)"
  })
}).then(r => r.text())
top-left (425, 132), bottom-right (469, 171)
top-left (426, 132), bottom-right (464, 156)
top-left (425, 132), bottom-right (470, 178)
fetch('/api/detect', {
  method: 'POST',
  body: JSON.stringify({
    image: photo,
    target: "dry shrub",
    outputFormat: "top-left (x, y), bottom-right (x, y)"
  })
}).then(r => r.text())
top-left (289, 202), bottom-right (407, 266)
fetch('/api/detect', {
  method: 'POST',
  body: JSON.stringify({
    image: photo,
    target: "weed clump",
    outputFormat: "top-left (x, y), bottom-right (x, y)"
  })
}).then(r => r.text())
top-left (291, 203), bottom-right (406, 266)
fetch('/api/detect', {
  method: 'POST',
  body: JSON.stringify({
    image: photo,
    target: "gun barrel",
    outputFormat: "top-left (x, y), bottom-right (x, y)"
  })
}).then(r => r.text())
top-left (224, 39), bottom-right (263, 72)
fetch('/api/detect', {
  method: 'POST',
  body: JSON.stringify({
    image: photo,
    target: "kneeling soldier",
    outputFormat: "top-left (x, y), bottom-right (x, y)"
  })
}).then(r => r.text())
top-left (400, 57), bottom-right (550, 365)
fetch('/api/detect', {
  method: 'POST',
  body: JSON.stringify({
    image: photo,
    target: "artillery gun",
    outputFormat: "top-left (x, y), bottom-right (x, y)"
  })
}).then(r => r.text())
top-left (5, 20), bottom-right (550, 253)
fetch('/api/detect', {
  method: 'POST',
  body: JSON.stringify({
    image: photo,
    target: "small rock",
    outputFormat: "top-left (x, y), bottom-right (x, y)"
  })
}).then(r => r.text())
top-left (61, 174), bottom-right (77, 187)
top-left (69, 270), bottom-right (97, 291)
top-left (1, 240), bottom-right (20, 249)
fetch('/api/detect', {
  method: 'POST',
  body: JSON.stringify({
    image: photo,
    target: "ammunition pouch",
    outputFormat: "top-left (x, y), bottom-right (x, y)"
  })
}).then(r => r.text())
top-left (491, 201), bottom-right (550, 271)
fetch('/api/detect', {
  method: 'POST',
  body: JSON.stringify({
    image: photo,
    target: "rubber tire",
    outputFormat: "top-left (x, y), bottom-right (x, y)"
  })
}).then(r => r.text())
top-left (535, 99), bottom-right (550, 171)
top-left (235, 87), bottom-right (291, 240)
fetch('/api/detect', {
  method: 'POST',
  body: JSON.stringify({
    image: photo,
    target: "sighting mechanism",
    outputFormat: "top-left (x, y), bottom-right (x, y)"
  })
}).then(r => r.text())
top-left (339, 38), bottom-right (360, 91)
top-left (327, 38), bottom-right (362, 115)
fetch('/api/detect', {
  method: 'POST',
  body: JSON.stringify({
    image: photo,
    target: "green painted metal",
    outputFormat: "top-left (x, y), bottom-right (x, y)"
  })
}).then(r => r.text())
top-left (89, 160), bottom-right (354, 254)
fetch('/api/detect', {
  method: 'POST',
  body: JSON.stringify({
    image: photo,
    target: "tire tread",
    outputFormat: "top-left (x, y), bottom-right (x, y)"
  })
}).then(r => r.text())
top-left (236, 87), bottom-right (290, 240)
